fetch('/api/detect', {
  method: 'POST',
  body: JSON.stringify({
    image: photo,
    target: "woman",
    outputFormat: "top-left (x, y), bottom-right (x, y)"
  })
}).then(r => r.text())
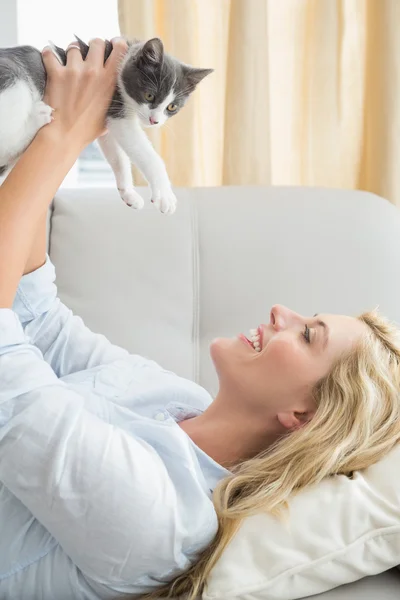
top-left (0, 39), bottom-right (399, 600)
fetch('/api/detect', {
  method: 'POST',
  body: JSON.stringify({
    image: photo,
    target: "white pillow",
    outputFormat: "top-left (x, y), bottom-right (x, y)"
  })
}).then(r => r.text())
top-left (203, 444), bottom-right (400, 600)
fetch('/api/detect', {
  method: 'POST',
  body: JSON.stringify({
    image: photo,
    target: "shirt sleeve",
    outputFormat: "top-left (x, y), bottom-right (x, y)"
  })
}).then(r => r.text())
top-left (12, 255), bottom-right (129, 378)
top-left (0, 308), bottom-right (185, 588)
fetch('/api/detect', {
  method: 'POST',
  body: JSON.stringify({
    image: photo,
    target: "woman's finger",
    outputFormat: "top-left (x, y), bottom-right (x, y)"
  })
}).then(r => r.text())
top-left (105, 38), bottom-right (128, 73)
top-left (65, 42), bottom-right (83, 68)
top-left (85, 38), bottom-right (106, 67)
top-left (41, 45), bottom-right (63, 75)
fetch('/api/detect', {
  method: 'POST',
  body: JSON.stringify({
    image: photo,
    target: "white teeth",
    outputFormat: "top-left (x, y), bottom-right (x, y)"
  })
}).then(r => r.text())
top-left (248, 329), bottom-right (261, 352)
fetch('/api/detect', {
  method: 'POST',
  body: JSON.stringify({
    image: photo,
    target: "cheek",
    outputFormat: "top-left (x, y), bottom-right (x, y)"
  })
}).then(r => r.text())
top-left (135, 102), bottom-right (150, 117)
top-left (264, 338), bottom-right (307, 376)
top-left (263, 338), bottom-right (324, 392)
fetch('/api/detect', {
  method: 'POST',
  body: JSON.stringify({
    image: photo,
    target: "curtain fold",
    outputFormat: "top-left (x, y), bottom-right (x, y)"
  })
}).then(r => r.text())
top-left (118, 0), bottom-right (400, 206)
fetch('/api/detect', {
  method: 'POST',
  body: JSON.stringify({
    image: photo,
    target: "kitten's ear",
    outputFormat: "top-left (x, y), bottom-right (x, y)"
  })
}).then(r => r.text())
top-left (183, 66), bottom-right (214, 91)
top-left (139, 38), bottom-right (164, 65)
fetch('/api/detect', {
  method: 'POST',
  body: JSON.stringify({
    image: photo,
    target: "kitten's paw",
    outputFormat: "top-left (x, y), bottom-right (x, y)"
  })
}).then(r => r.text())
top-left (33, 101), bottom-right (54, 128)
top-left (118, 187), bottom-right (144, 210)
top-left (151, 185), bottom-right (177, 215)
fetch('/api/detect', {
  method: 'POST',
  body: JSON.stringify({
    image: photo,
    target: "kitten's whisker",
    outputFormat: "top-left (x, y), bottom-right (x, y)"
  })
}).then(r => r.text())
top-left (159, 70), bottom-right (170, 90)
top-left (147, 68), bottom-right (158, 89)
top-left (174, 86), bottom-right (192, 95)
top-left (174, 87), bottom-right (193, 100)
top-left (136, 66), bottom-right (157, 89)
top-left (161, 121), bottom-right (177, 139)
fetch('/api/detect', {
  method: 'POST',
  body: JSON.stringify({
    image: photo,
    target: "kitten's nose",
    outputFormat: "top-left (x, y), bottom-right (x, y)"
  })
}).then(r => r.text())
top-left (149, 117), bottom-right (159, 125)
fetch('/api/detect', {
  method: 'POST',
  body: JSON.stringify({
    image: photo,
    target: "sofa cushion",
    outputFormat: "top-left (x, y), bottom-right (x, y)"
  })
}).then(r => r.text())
top-left (49, 187), bottom-right (197, 380)
top-left (203, 443), bottom-right (400, 599)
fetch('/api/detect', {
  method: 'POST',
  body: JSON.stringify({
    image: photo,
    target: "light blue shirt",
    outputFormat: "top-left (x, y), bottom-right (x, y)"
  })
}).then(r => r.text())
top-left (0, 256), bottom-right (230, 600)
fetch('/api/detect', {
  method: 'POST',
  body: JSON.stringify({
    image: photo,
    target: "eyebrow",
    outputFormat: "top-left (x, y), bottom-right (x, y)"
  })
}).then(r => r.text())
top-left (313, 313), bottom-right (329, 349)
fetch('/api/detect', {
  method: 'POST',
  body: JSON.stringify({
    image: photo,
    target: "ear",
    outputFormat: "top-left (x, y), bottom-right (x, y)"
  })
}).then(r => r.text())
top-left (277, 410), bottom-right (314, 432)
top-left (183, 66), bottom-right (214, 91)
top-left (139, 38), bottom-right (164, 65)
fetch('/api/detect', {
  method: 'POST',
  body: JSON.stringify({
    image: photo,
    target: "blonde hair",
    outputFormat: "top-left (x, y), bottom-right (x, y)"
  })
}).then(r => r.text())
top-left (137, 309), bottom-right (400, 600)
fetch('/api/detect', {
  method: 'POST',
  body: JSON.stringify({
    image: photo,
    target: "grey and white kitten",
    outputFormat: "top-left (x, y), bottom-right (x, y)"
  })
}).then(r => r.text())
top-left (0, 36), bottom-right (213, 214)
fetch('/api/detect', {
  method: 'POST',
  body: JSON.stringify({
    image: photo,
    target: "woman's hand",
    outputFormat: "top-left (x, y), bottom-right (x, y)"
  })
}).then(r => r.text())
top-left (0, 37), bottom-right (128, 308)
top-left (41, 37), bottom-right (128, 150)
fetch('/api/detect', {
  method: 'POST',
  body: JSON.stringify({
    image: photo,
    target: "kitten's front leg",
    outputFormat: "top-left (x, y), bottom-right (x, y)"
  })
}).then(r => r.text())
top-left (31, 100), bottom-right (54, 129)
top-left (109, 118), bottom-right (177, 215)
top-left (97, 131), bottom-right (144, 209)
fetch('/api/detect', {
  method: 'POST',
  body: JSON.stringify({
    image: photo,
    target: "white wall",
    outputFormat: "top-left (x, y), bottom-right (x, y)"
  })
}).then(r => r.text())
top-left (0, 0), bottom-right (18, 46)
top-left (16, 0), bottom-right (120, 48)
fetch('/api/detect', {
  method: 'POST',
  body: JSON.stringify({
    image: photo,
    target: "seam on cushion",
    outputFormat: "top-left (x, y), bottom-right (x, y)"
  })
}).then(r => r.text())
top-left (205, 525), bottom-right (400, 598)
top-left (0, 540), bottom-right (58, 581)
top-left (191, 195), bottom-right (200, 384)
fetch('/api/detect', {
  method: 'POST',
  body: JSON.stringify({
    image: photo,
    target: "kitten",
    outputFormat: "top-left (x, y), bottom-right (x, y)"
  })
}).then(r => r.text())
top-left (0, 36), bottom-right (213, 214)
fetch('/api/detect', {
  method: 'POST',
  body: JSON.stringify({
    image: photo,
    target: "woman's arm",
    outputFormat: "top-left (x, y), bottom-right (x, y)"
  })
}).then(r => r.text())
top-left (0, 311), bottom-right (179, 588)
top-left (0, 129), bottom-right (81, 306)
top-left (13, 257), bottom-right (132, 377)
top-left (22, 210), bottom-right (47, 276)
top-left (0, 37), bottom-right (127, 308)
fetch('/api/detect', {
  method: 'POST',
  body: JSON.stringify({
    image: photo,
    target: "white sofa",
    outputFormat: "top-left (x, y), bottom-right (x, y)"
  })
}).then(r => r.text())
top-left (48, 185), bottom-right (400, 599)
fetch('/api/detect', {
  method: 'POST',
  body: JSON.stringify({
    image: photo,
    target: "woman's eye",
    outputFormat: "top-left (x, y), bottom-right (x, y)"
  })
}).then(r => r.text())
top-left (167, 103), bottom-right (177, 112)
top-left (302, 324), bottom-right (311, 343)
top-left (144, 92), bottom-right (155, 102)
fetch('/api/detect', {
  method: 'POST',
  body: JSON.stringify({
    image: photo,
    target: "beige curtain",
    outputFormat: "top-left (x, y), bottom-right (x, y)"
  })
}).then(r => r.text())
top-left (118, 0), bottom-right (400, 206)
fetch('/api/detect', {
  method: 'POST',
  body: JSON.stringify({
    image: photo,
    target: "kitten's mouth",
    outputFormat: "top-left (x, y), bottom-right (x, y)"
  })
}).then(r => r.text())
top-left (142, 119), bottom-right (161, 129)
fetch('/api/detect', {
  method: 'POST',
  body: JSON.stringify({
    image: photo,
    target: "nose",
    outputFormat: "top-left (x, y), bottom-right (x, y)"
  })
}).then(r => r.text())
top-left (149, 116), bottom-right (159, 125)
top-left (270, 304), bottom-right (304, 331)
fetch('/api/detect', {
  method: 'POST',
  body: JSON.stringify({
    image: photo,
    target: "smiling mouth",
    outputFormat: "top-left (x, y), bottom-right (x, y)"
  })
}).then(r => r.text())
top-left (239, 327), bottom-right (263, 352)
top-left (248, 328), bottom-right (261, 351)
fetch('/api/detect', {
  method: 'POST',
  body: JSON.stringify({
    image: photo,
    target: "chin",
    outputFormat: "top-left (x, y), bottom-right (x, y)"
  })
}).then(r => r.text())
top-left (210, 337), bottom-right (250, 393)
top-left (209, 337), bottom-right (237, 370)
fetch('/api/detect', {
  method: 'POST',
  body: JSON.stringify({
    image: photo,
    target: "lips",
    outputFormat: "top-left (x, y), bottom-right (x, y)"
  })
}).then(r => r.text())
top-left (238, 334), bottom-right (255, 349)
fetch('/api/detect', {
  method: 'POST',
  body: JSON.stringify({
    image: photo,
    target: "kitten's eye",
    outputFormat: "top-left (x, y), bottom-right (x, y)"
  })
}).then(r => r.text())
top-left (144, 92), bottom-right (155, 102)
top-left (167, 103), bottom-right (177, 112)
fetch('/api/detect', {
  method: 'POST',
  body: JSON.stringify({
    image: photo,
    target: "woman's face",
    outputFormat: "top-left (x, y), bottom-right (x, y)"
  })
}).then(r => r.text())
top-left (210, 304), bottom-right (367, 429)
